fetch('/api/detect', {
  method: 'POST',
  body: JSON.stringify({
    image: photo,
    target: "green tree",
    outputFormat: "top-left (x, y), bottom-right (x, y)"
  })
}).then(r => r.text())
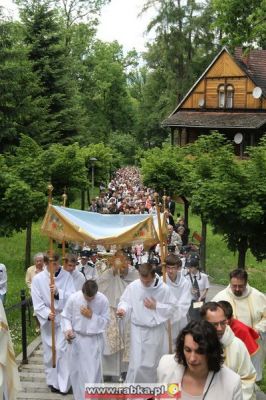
top-left (80, 40), bottom-right (136, 144)
top-left (134, 0), bottom-right (218, 147)
top-left (188, 132), bottom-right (266, 268)
top-left (1, 135), bottom-right (47, 268)
top-left (108, 131), bottom-right (139, 166)
top-left (211, 0), bottom-right (266, 49)
top-left (40, 142), bottom-right (88, 203)
top-left (18, 0), bottom-right (87, 145)
top-left (140, 143), bottom-right (192, 217)
top-left (0, 17), bottom-right (49, 151)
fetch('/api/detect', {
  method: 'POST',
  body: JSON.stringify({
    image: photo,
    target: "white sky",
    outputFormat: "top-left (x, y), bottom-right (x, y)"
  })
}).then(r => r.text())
top-left (0, 0), bottom-right (156, 53)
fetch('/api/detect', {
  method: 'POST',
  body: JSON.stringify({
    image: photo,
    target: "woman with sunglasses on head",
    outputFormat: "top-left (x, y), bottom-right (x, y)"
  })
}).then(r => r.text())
top-left (157, 320), bottom-right (243, 400)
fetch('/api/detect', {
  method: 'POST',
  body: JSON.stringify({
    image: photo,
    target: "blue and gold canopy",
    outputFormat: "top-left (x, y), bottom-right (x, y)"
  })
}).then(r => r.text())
top-left (41, 205), bottom-right (166, 249)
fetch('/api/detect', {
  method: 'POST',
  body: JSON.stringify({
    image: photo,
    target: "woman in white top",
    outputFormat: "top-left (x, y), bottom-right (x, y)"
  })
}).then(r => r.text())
top-left (157, 320), bottom-right (243, 400)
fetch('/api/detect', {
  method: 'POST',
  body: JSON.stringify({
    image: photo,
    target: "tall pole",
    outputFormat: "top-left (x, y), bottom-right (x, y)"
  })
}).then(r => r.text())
top-left (48, 183), bottom-right (56, 368)
top-left (154, 192), bottom-right (172, 353)
top-left (162, 189), bottom-right (167, 212)
top-left (91, 164), bottom-right (94, 195)
top-left (89, 157), bottom-right (97, 200)
top-left (154, 193), bottom-right (166, 282)
top-left (62, 189), bottom-right (67, 267)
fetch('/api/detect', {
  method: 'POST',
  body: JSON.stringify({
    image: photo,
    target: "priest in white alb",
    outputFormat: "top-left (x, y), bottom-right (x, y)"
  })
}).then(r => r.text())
top-left (117, 262), bottom-right (177, 383)
top-left (61, 279), bottom-right (109, 400)
top-left (212, 268), bottom-right (266, 381)
top-left (97, 252), bottom-right (139, 378)
top-left (31, 253), bottom-right (75, 394)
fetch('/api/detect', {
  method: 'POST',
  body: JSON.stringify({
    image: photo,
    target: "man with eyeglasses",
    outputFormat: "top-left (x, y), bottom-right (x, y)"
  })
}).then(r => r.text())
top-left (201, 302), bottom-right (256, 400)
top-left (212, 268), bottom-right (266, 382)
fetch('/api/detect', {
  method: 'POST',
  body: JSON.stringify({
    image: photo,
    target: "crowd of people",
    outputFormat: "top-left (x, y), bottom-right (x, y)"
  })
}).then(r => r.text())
top-left (1, 167), bottom-right (266, 400)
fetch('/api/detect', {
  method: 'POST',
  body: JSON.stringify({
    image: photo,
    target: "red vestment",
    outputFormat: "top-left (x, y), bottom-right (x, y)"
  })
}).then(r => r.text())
top-left (229, 317), bottom-right (259, 355)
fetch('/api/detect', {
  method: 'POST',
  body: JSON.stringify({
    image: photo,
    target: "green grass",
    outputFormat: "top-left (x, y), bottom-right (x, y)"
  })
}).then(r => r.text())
top-left (175, 203), bottom-right (266, 291)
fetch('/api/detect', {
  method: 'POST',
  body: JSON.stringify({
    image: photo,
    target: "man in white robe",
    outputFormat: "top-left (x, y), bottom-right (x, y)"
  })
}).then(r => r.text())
top-left (31, 253), bottom-right (75, 394)
top-left (0, 300), bottom-right (20, 400)
top-left (117, 262), bottom-right (177, 383)
top-left (212, 268), bottom-right (266, 381)
top-left (201, 302), bottom-right (256, 400)
top-left (61, 280), bottom-right (109, 400)
top-left (64, 254), bottom-right (85, 291)
top-left (165, 254), bottom-right (192, 346)
top-left (97, 259), bottom-right (139, 378)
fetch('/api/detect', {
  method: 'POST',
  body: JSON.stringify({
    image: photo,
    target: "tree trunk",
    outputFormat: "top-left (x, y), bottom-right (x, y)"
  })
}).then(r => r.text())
top-left (81, 190), bottom-right (85, 210)
top-left (25, 220), bottom-right (32, 270)
top-left (200, 218), bottom-right (207, 272)
top-left (87, 189), bottom-right (90, 209)
top-left (181, 196), bottom-right (189, 227)
top-left (237, 236), bottom-right (248, 269)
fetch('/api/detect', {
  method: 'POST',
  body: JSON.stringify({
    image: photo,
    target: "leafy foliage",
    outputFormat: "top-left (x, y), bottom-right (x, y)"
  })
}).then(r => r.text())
top-left (211, 0), bottom-right (266, 48)
top-left (19, 0), bottom-right (87, 145)
top-left (0, 18), bottom-right (48, 151)
top-left (188, 133), bottom-right (266, 267)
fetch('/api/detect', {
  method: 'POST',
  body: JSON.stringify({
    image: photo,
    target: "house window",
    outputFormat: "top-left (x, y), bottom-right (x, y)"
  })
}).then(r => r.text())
top-left (218, 85), bottom-right (225, 108)
top-left (218, 84), bottom-right (234, 108)
top-left (226, 85), bottom-right (234, 108)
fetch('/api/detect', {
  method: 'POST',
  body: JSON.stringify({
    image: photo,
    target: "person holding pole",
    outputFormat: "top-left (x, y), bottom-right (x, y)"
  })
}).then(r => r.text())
top-left (31, 253), bottom-right (75, 394)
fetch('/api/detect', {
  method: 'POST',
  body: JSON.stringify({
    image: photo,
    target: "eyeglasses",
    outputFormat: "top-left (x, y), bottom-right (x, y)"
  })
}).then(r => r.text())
top-left (231, 284), bottom-right (246, 290)
top-left (210, 320), bottom-right (227, 328)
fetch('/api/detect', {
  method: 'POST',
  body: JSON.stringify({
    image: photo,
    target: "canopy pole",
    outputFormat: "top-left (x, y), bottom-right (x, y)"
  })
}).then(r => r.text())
top-left (48, 184), bottom-right (56, 368)
top-left (154, 193), bottom-right (166, 281)
top-left (154, 192), bottom-right (172, 354)
top-left (62, 189), bottom-right (67, 267)
top-left (163, 189), bottom-right (167, 212)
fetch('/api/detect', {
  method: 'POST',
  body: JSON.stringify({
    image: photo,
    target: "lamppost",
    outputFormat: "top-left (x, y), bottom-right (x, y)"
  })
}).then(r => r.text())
top-left (89, 157), bottom-right (97, 196)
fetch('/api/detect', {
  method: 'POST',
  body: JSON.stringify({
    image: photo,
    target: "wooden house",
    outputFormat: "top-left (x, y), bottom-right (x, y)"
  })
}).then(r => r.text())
top-left (162, 47), bottom-right (266, 155)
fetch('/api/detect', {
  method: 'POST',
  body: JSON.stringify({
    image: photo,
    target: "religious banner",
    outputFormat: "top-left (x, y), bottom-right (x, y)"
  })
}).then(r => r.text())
top-left (41, 205), bottom-right (166, 249)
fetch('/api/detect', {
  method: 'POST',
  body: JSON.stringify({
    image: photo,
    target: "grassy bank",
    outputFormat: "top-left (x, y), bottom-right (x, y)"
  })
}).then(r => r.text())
top-left (175, 203), bottom-right (266, 292)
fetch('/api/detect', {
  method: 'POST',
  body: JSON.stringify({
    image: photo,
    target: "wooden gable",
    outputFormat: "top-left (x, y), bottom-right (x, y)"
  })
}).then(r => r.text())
top-left (181, 49), bottom-right (266, 110)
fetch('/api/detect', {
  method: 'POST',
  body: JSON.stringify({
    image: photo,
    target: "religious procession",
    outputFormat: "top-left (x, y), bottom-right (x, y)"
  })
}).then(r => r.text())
top-left (1, 166), bottom-right (266, 400)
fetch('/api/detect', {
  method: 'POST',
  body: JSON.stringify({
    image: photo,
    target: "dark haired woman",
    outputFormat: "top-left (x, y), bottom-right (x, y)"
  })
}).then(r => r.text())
top-left (157, 320), bottom-right (243, 400)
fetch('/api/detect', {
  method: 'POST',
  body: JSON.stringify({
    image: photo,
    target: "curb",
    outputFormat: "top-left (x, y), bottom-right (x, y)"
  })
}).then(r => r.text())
top-left (16, 335), bottom-right (42, 367)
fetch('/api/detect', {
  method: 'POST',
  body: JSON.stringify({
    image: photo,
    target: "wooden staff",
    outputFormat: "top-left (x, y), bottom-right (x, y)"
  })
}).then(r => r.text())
top-left (47, 184), bottom-right (56, 368)
top-left (162, 189), bottom-right (167, 212)
top-left (154, 192), bottom-right (172, 354)
top-left (62, 189), bottom-right (67, 267)
top-left (154, 193), bottom-right (166, 281)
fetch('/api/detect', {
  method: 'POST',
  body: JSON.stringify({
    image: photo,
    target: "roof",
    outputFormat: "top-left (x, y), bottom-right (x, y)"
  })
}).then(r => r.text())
top-left (169, 47), bottom-right (229, 116)
top-left (162, 111), bottom-right (266, 130)
top-left (166, 47), bottom-right (266, 122)
top-left (234, 48), bottom-right (266, 97)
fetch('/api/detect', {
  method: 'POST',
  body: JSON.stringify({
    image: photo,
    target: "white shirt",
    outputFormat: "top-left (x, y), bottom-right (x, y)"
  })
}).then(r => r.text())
top-left (185, 271), bottom-right (210, 299)
top-left (0, 263), bottom-right (7, 295)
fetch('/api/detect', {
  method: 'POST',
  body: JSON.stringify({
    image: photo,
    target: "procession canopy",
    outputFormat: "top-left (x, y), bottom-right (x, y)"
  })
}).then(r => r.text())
top-left (41, 205), bottom-right (167, 249)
